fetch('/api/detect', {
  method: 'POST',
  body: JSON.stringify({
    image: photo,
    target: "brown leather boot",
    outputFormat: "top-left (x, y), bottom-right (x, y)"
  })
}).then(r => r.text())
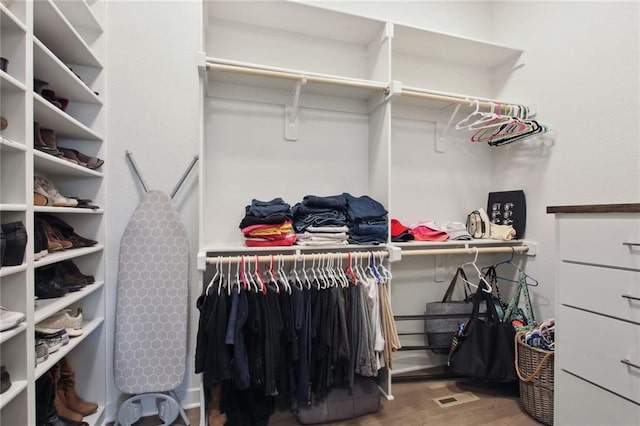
top-left (59, 358), bottom-right (98, 416)
top-left (51, 364), bottom-right (84, 422)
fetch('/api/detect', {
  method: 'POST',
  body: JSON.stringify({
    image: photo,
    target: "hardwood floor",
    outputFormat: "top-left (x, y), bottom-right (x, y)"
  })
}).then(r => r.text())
top-left (126, 379), bottom-right (542, 425)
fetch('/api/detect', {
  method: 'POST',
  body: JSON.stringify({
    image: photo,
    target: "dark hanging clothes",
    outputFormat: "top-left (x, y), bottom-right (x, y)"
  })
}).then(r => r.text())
top-left (195, 286), bottom-right (232, 388)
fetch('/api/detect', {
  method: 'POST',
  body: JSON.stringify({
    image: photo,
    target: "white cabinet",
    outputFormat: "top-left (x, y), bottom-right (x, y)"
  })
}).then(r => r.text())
top-left (549, 205), bottom-right (640, 425)
top-left (0, 0), bottom-right (106, 424)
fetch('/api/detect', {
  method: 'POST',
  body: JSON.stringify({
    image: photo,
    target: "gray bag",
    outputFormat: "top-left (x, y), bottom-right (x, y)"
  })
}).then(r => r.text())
top-left (295, 376), bottom-right (380, 424)
top-left (425, 268), bottom-right (482, 354)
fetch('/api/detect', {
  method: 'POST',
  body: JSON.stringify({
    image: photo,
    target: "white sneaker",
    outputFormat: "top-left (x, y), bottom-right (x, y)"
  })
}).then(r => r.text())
top-left (0, 307), bottom-right (26, 332)
top-left (36, 308), bottom-right (83, 337)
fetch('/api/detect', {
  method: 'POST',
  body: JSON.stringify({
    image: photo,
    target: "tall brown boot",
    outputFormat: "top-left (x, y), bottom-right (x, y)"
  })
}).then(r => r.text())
top-left (51, 363), bottom-right (84, 422)
top-left (59, 357), bottom-right (98, 416)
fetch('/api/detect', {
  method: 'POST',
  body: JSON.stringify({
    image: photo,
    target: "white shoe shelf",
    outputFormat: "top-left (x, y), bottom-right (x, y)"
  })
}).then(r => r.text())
top-left (0, 0), bottom-right (106, 424)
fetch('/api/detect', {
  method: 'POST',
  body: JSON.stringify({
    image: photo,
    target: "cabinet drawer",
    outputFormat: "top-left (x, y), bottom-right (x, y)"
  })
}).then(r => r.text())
top-left (559, 262), bottom-right (640, 323)
top-left (556, 369), bottom-right (640, 426)
top-left (558, 215), bottom-right (640, 270)
top-left (559, 305), bottom-right (640, 404)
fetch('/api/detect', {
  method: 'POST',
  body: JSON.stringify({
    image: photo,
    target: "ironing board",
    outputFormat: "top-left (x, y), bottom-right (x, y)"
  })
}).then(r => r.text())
top-left (114, 153), bottom-right (197, 426)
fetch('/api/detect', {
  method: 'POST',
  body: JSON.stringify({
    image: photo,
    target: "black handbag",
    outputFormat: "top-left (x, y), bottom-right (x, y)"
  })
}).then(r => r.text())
top-left (1, 221), bottom-right (27, 267)
top-left (447, 279), bottom-right (517, 382)
top-left (425, 268), bottom-right (476, 354)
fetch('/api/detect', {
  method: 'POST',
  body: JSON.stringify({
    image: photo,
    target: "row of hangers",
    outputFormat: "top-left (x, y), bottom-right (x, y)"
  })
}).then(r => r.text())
top-left (455, 99), bottom-right (550, 146)
top-left (457, 246), bottom-right (538, 294)
top-left (204, 251), bottom-right (393, 297)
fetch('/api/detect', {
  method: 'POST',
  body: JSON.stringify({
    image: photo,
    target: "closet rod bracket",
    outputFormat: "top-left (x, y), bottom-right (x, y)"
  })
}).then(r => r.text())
top-left (284, 77), bottom-right (307, 141)
top-left (387, 245), bottom-right (402, 262)
top-left (197, 250), bottom-right (207, 271)
top-left (521, 240), bottom-right (538, 256)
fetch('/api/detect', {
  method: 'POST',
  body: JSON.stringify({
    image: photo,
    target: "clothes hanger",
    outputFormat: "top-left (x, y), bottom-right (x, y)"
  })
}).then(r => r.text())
top-left (216, 257), bottom-right (225, 296)
top-left (205, 256), bottom-right (220, 296)
top-left (466, 102), bottom-right (512, 131)
top-left (336, 253), bottom-right (350, 288)
top-left (291, 254), bottom-right (303, 290)
top-left (461, 247), bottom-right (492, 292)
top-left (254, 255), bottom-right (267, 295)
top-left (346, 252), bottom-right (358, 284)
top-left (228, 256), bottom-right (237, 295)
top-left (369, 251), bottom-right (382, 283)
top-left (277, 254), bottom-right (291, 294)
top-left (455, 99), bottom-right (482, 130)
top-left (378, 251), bottom-right (392, 282)
top-left (267, 255), bottom-right (280, 294)
top-left (490, 247), bottom-right (539, 286)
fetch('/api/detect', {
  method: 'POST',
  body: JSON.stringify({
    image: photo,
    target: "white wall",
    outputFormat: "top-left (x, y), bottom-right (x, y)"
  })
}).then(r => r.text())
top-left (308, 0), bottom-right (640, 322)
top-left (104, 0), bottom-right (640, 419)
top-left (105, 0), bottom-right (202, 419)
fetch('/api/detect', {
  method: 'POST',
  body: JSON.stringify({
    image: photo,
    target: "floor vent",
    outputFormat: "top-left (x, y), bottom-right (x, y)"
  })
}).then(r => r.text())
top-left (434, 392), bottom-right (479, 408)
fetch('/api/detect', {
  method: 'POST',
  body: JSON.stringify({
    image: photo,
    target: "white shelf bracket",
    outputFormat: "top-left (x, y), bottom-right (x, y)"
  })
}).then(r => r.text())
top-left (522, 240), bottom-right (538, 256)
top-left (197, 250), bottom-right (207, 271)
top-left (435, 103), bottom-right (461, 153)
top-left (284, 77), bottom-right (307, 141)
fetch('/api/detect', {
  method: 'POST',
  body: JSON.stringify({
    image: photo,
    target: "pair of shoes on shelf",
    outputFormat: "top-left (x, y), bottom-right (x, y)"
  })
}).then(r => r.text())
top-left (34, 78), bottom-right (48, 94)
top-left (1, 221), bottom-right (28, 267)
top-left (35, 341), bottom-right (49, 365)
top-left (57, 147), bottom-right (104, 170)
top-left (35, 263), bottom-right (86, 299)
top-left (0, 115), bottom-right (7, 130)
top-left (37, 308), bottom-right (83, 338)
top-left (0, 306), bottom-right (26, 332)
top-left (36, 214), bottom-right (98, 250)
top-left (35, 328), bottom-right (70, 354)
top-left (41, 89), bottom-right (69, 111)
top-left (35, 216), bottom-right (71, 254)
top-left (36, 368), bottom-right (90, 426)
top-left (34, 175), bottom-right (78, 207)
top-left (61, 260), bottom-right (95, 285)
top-left (1, 365), bottom-right (12, 394)
top-left (34, 122), bottom-right (64, 158)
top-left (0, 57), bottom-right (8, 73)
top-left (34, 79), bottom-right (69, 112)
top-left (34, 219), bottom-right (49, 260)
top-left (51, 358), bottom-right (98, 422)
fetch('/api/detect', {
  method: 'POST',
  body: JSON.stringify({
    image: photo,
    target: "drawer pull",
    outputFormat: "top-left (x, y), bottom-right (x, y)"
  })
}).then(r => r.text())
top-left (621, 294), bottom-right (640, 302)
top-left (620, 359), bottom-right (640, 370)
top-left (622, 242), bottom-right (640, 247)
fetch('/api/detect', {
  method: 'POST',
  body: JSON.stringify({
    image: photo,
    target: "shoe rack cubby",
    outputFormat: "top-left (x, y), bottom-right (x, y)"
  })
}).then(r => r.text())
top-left (0, 1), bottom-right (106, 425)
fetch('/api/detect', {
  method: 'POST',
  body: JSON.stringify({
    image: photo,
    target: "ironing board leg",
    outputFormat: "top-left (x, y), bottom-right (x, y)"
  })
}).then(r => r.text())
top-left (168, 390), bottom-right (191, 426)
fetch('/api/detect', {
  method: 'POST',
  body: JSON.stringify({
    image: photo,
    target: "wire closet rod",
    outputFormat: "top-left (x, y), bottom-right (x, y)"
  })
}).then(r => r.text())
top-left (205, 245), bottom-right (529, 265)
top-left (206, 59), bottom-right (389, 93)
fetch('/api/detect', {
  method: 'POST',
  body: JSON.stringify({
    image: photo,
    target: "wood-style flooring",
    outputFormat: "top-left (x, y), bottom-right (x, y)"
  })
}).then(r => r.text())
top-left (125, 378), bottom-right (542, 426)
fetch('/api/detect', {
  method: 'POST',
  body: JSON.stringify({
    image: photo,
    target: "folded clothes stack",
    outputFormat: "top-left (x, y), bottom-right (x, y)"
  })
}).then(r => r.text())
top-left (240, 198), bottom-right (296, 247)
top-left (345, 193), bottom-right (388, 245)
top-left (390, 218), bottom-right (472, 242)
top-left (293, 194), bottom-right (350, 246)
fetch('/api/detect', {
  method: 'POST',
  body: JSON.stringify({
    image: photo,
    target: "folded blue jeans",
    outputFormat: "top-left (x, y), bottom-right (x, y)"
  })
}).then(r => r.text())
top-left (345, 194), bottom-right (388, 222)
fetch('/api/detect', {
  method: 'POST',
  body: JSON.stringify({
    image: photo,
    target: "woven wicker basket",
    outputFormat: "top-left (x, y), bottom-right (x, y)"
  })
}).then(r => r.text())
top-left (515, 331), bottom-right (555, 426)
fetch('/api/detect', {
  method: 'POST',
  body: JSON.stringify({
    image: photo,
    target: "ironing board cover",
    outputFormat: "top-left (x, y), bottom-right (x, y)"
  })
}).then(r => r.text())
top-left (114, 190), bottom-right (189, 393)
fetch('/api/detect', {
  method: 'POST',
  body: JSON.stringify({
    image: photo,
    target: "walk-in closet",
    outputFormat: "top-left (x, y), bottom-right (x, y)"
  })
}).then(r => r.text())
top-left (1, 1), bottom-right (638, 425)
